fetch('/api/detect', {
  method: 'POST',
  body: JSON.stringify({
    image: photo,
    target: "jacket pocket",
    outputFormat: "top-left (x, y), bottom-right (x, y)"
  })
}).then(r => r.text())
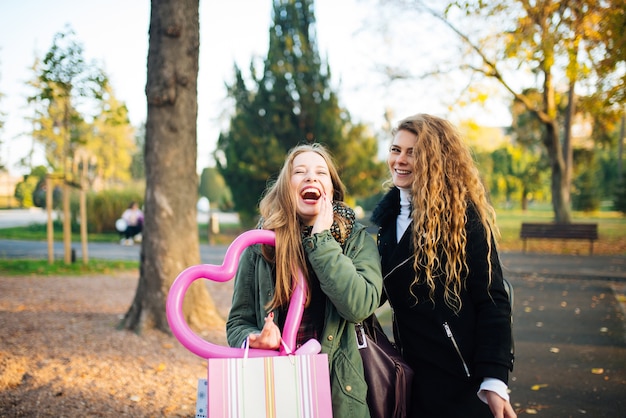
top-left (443, 322), bottom-right (471, 378)
top-left (332, 350), bottom-right (368, 404)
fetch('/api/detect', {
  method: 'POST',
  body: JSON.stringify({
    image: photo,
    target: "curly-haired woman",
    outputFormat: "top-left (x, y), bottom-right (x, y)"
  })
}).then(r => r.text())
top-left (372, 114), bottom-right (516, 418)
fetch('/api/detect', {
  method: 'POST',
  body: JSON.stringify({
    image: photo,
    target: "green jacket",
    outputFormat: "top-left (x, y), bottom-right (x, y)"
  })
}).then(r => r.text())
top-left (226, 224), bottom-right (383, 418)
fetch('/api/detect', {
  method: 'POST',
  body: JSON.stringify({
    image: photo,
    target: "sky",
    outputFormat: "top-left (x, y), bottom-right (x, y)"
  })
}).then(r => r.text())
top-left (0, 0), bottom-right (511, 177)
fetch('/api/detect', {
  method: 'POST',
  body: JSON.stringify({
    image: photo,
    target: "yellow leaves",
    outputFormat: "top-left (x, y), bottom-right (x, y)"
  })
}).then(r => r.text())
top-left (591, 368), bottom-right (604, 375)
top-left (531, 383), bottom-right (548, 391)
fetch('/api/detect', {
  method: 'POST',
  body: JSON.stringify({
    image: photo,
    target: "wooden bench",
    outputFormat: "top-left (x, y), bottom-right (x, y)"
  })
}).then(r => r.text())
top-left (520, 222), bottom-right (599, 255)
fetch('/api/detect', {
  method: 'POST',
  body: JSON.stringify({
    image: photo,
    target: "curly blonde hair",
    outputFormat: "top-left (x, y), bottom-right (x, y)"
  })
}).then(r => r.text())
top-left (394, 114), bottom-right (499, 313)
top-left (258, 143), bottom-right (347, 311)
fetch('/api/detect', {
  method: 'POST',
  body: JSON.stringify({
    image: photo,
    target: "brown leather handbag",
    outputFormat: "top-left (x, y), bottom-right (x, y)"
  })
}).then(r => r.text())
top-left (356, 314), bottom-right (414, 418)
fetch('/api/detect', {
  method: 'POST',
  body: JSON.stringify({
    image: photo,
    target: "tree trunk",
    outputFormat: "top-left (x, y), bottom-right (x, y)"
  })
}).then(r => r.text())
top-left (521, 187), bottom-right (528, 211)
top-left (543, 120), bottom-right (572, 223)
top-left (541, 66), bottom-right (571, 223)
top-left (119, 0), bottom-right (224, 334)
top-left (563, 83), bottom-right (576, 207)
top-left (618, 113), bottom-right (625, 182)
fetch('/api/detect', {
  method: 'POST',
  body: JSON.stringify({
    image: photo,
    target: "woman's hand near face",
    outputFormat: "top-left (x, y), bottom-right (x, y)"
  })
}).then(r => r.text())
top-left (311, 193), bottom-right (334, 235)
top-left (248, 312), bottom-right (282, 350)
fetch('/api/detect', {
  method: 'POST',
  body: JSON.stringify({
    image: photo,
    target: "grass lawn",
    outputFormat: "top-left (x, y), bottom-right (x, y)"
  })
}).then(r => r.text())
top-left (0, 258), bottom-right (139, 277)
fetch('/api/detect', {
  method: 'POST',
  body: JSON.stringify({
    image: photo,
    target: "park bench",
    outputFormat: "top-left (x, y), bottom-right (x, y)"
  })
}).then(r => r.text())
top-left (520, 222), bottom-right (599, 255)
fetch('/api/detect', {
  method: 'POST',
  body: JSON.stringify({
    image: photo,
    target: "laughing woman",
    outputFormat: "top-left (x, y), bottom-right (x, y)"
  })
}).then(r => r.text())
top-left (226, 143), bottom-right (383, 418)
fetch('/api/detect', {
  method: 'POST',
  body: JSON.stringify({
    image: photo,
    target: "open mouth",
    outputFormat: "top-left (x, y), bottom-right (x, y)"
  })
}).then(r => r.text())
top-left (300, 188), bottom-right (321, 202)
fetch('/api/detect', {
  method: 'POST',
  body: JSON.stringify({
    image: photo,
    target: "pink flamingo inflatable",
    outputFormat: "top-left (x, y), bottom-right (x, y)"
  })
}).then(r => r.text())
top-left (166, 229), bottom-right (320, 359)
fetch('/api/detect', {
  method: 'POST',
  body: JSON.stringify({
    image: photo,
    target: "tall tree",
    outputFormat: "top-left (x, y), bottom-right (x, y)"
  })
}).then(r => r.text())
top-left (508, 89), bottom-right (552, 209)
top-left (130, 123), bottom-right (146, 180)
top-left (88, 85), bottom-right (137, 187)
top-left (28, 26), bottom-right (107, 263)
top-left (28, 27), bottom-right (107, 177)
top-left (199, 166), bottom-right (232, 209)
top-left (216, 0), bottom-right (385, 225)
top-left (119, 0), bottom-right (223, 333)
top-left (27, 33), bottom-right (137, 190)
top-left (374, 0), bottom-right (625, 223)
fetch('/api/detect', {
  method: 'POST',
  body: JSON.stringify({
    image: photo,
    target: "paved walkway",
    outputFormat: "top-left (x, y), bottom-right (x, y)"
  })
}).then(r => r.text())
top-left (1, 238), bottom-right (624, 282)
top-left (499, 250), bottom-right (626, 282)
top-left (1, 208), bottom-right (624, 281)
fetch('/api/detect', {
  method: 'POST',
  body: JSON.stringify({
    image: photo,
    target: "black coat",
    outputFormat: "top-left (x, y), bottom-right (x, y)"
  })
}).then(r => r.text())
top-left (372, 188), bottom-right (514, 418)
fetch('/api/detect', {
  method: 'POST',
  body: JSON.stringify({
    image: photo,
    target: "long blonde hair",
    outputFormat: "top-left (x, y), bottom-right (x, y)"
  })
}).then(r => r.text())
top-left (394, 114), bottom-right (499, 313)
top-left (259, 143), bottom-right (347, 311)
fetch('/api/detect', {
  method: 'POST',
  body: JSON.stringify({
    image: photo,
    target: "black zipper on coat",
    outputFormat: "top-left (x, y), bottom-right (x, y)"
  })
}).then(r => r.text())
top-left (443, 322), bottom-right (471, 377)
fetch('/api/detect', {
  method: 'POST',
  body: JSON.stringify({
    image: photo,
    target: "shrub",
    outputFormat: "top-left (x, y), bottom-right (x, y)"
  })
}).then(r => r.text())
top-left (68, 189), bottom-right (144, 233)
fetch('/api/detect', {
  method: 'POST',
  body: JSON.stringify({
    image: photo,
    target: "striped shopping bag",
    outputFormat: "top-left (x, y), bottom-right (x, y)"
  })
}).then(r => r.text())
top-left (200, 353), bottom-right (332, 418)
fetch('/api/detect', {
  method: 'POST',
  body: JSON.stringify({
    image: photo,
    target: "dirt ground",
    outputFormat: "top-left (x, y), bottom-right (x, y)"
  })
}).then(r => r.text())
top-left (1, 237), bottom-right (624, 418)
top-left (0, 272), bottom-right (233, 418)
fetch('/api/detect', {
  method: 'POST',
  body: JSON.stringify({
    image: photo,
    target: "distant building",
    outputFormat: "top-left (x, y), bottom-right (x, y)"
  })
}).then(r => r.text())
top-left (0, 170), bottom-right (21, 208)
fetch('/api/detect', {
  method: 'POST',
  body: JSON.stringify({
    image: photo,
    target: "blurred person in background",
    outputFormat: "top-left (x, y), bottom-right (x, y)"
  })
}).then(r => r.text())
top-left (120, 201), bottom-right (143, 246)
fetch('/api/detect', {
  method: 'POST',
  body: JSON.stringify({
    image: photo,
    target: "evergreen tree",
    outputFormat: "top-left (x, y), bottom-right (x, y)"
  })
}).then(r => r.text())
top-left (216, 0), bottom-right (384, 226)
top-left (199, 166), bottom-right (232, 210)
